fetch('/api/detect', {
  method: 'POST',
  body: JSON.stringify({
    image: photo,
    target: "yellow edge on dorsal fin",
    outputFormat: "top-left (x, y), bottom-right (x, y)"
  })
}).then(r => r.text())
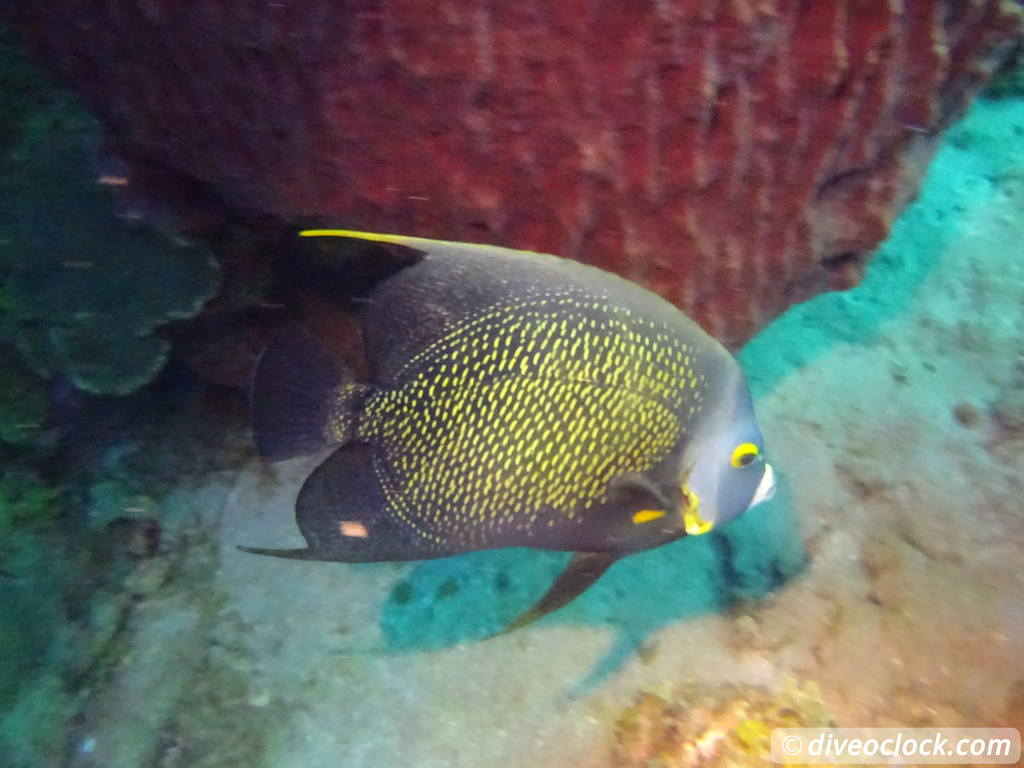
top-left (299, 228), bottom-right (451, 248)
top-left (299, 228), bottom-right (561, 263)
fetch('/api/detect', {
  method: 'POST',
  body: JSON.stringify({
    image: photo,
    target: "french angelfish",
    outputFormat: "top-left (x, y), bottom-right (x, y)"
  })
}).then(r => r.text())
top-left (243, 229), bottom-right (777, 634)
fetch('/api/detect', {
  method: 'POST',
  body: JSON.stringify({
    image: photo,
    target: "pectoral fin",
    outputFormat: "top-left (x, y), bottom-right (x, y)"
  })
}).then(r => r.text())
top-left (490, 551), bottom-right (618, 637)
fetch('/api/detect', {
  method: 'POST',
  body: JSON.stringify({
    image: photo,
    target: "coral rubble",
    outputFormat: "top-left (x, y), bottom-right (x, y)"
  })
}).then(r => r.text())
top-left (613, 680), bottom-right (834, 768)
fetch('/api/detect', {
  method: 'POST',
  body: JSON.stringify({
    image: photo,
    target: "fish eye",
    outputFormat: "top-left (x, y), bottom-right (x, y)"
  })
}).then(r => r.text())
top-left (730, 442), bottom-right (759, 468)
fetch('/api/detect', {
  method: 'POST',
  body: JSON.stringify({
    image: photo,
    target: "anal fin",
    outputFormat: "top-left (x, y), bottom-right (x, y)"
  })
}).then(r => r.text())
top-left (236, 545), bottom-right (322, 560)
top-left (240, 443), bottom-right (445, 564)
top-left (491, 551), bottom-right (618, 637)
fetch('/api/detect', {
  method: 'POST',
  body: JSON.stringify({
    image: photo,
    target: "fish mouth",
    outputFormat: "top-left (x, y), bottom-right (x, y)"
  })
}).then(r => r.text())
top-left (749, 462), bottom-right (776, 509)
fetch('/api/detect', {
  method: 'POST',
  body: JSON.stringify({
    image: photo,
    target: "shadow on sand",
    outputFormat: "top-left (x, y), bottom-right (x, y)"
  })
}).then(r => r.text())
top-left (372, 477), bottom-right (804, 696)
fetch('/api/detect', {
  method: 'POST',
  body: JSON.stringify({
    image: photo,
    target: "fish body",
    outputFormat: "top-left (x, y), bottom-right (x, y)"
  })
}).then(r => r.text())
top-left (245, 231), bottom-right (776, 631)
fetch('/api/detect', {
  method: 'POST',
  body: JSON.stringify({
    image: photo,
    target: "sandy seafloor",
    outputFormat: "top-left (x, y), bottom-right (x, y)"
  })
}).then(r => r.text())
top-left (5, 94), bottom-right (1024, 768)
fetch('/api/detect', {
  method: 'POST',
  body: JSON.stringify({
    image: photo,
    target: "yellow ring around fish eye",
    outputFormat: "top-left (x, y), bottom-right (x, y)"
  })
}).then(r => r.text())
top-left (731, 442), bottom-right (759, 468)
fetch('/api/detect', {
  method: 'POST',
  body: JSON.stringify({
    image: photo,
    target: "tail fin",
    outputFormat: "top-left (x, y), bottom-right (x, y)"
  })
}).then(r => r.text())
top-left (250, 325), bottom-right (360, 461)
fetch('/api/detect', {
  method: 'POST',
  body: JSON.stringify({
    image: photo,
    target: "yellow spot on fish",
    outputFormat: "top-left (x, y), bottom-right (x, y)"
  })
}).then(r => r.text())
top-left (632, 509), bottom-right (667, 524)
top-left (339, 520), bottom-right (369, 538)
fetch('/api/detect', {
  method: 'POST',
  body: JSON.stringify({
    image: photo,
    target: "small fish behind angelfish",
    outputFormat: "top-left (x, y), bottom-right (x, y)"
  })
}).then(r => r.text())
top-left (242, 229), bottom-right (777, 635)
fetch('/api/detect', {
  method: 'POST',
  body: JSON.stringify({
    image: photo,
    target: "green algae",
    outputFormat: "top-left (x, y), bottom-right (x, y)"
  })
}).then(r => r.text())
top-left (0, 672), bottom-right (75, 768)
top-left (0, 25), bottom-right (220, 396)
top-left (0, 464), bottom-right (74, 768)
top-left (0, 466), bottom-right (61, 535)
top-left (0, 139), bottom-right (221, 395)
top-left (0, 26), bottom-right (66, 151)
top-left (0, 347), bottom-right (48, 447)
top-left (155, 628), bottom-right (285, 768)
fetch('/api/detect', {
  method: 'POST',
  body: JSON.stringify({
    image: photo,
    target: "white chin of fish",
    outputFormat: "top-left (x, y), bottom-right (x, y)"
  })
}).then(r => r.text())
top-left (749, 463), bottom-right (776, 509)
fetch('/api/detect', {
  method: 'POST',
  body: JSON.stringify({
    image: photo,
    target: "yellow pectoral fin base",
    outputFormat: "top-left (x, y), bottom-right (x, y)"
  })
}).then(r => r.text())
top-left (632, 509), bottom-right (667, 525)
